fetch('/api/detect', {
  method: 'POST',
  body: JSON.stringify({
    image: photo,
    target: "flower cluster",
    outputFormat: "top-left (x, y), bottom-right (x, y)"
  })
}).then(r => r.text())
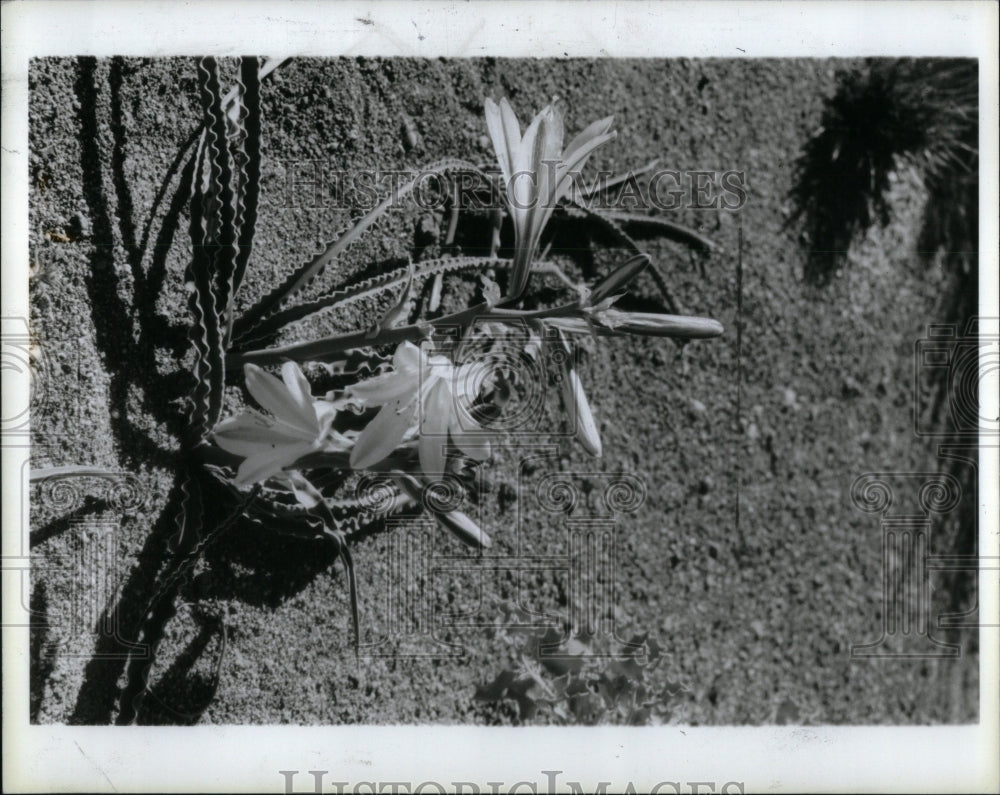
top-left (211, 95), bottom-right (723, 555)
top-left (213, 362), bottom-right (350, 486)
top-left (484, 97), bottom-right (615, 300)
top-left (348, 340), bottom-right (493, 476)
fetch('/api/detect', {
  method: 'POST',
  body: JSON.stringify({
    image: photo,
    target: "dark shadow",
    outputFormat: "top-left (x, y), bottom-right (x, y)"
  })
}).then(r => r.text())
top-left (541, 216), bottom-right (595, 277)
top-left (136, 612), bottom-right (226, 726)
top-left (918, 159), bottom-right (978, 645)
top-left (787, 58), bottom-right (977, 286)
top-left (68, 470), bottom-right (188, 724)
top-left (444, 208), bottom-right (499, 261)
top-left (138, 123), bottom-right (201, 277)
top-left (199, 510), bottom-right (349, 610)
top-left (111, 56), bottom-right (193, 361)
top-left (109, 57), bottom-right (143, 284)
top-left (30, 583), bottom-right (57, 723)
top-left (142, 146), bottom-right (199, 359)
top-left (64, 58), bottom-right (359, 725)
top-left (74, 57), bottom-right (182, 469)
top-left (30, 497), bottom-right (107, 548)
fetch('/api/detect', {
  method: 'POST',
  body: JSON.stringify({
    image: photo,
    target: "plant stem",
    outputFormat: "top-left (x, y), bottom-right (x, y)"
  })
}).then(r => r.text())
top-left (228, 301), bottom-right (493, 367)
top-left (227, 293), bottom-right (578, 368)
top-left (29, 465), bottom-right (128, 481)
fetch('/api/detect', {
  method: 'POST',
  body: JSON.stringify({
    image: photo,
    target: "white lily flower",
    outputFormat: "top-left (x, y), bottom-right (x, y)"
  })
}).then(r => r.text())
top-left (349, 341), bottom-right (493, 475)
top-left (213, 361), bottom-right (350, 486)
top-left (484, 97), bottom-right (616, 299)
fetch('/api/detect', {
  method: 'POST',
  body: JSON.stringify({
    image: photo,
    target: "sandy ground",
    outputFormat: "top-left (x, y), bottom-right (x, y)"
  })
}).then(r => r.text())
top-left (27, 57), bottom-right (977, 724)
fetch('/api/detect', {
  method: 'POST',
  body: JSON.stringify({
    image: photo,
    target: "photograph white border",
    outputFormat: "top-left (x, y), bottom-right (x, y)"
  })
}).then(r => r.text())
top-left (3, 2), bottom-right (998, 792)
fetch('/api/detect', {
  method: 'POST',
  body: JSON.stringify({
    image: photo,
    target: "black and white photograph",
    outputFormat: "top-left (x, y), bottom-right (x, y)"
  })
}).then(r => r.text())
top-left (3, 2), bottom-right (998, 792)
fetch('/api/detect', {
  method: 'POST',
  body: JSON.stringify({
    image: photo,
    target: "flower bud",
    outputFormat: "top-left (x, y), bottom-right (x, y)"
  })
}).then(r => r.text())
top-left (598, 309), bottom-right (723, 339)
top-left (437, 508), bottom-right (492, 549)
top-left (393, 474), bottom-right (492, 549)
top-left (563, 366), bottom-right (602, 457)
top-left (555, 337), bottom-right (602, 458)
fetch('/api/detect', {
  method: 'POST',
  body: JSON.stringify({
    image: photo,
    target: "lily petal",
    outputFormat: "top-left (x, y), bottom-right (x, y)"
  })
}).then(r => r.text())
top-left (563, 115), bottom-right (614, 163)
top-left (597, 310), bottom-right (725, 339)
top-left (235, 440), bottom-right (316, 486)
top-left (280, 361), bottom-right (318, 423)
top-left (484, 98), bottom-right (512, 183)
top-left (438, 508), bottom-right (492, 549)
top-left (313, 399), bottom-right (338, 424)
top-left (555, 129), bottom-right (618, 201)
top-left (392, 340), bottom-right (423, 371)
top-left (244, 364), bottom-right (317, 434)
top-left (556, 335), bottom-right (602, 459)
top-left (418, 378), bottom-right (451, 476)
top-left (349, 370), bottom-right (418, 405)
top-left (214, 412), bottom-right (313, 456)
top-left (525, 106), bottom-right (563, 246)
top-left (392, 473), bottom-right (491, 549)
top-left (499, 98), bottom-right (524, 168)
top-left (565, 367), bottom-right (602, 458)
top-left (350, 399), bottom-right (416, 470)
top-left (514, 107), bottom-right (545, 179)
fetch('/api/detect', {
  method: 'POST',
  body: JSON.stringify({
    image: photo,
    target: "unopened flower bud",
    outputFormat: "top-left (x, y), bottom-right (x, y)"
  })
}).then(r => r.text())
top-left (437, 508), bottom-right (492, 549)
top-left (598, 309), bottom-right (723, 339)
top-left (393, 474), bottom-right (491, 549)
top-left (563, 366), bottom-right (602, 457)
top-left (555, 336), bottom-right (602, 458)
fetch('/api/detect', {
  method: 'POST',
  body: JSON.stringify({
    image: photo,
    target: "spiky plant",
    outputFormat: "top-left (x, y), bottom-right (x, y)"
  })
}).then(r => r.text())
top-left (34, 57), bottom-right (725, 723)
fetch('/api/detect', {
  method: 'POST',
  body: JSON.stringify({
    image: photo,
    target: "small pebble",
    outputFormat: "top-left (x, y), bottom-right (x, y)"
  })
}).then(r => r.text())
top-left (69, 212), bottom-right (91, 239)
top-left (842, 376), bottom-right (863, 398)
top-left (401, 115), bottom-right (421, 151)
